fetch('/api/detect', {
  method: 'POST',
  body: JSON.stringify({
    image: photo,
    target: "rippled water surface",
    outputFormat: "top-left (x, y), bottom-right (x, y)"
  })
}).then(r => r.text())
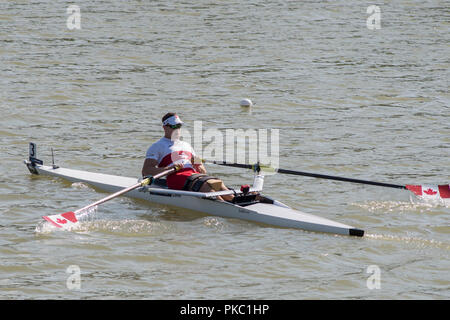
top-left (0, 0), bottom-right (449, 299)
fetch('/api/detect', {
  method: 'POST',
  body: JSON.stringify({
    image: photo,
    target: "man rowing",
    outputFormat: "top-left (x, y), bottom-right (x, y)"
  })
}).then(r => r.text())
top-left (141, 113), bottom-right (234, 201)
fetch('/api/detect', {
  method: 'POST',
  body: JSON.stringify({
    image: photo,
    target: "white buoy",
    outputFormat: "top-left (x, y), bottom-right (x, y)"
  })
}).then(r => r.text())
top-left (240, 98), bottom-right (253, 107)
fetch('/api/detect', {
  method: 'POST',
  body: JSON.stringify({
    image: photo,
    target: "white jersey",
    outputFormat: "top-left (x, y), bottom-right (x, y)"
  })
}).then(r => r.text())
top-left (145, 137), bottom-right (196, 169)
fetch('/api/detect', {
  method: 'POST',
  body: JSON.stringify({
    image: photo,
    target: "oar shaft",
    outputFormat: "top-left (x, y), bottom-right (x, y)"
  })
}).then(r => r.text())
top-left (205, 160), bottom-right (253, 170)
top-left (75, 168), bottom-right (175, 214)
top-left (276, 168), bottom-right (406, 190)
top-left (204, 160), bottom-right (406, 190)
top-left (75, 182), bottom-right (141, 213)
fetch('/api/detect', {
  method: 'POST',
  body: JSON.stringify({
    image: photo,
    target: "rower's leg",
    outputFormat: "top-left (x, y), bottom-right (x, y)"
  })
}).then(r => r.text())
top-left (211, 180), bottom-right (235, 202)
top-left (199, 179), bottom-right (234, 202)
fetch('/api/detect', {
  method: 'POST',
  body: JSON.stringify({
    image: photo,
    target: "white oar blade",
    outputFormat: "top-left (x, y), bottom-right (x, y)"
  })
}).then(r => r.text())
top-left (406, 184), bottom-right (450, 200)
top-left (43, 211), bottom-right (79, 230)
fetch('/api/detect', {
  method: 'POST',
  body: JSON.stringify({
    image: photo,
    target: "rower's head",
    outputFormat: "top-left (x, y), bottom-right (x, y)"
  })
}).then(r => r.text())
top-left (162, 112), bottom-right (183, 140)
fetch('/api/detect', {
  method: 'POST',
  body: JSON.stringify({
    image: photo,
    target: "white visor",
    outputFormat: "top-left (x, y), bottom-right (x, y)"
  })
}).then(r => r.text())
top-left (162, 115), bottom-right (184, 126)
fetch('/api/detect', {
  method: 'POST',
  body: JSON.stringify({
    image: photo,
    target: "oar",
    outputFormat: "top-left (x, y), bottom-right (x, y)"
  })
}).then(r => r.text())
top-left (43, 168), bottom-right (176, 230)
top-left (203, 160), bottom-right (450, 200)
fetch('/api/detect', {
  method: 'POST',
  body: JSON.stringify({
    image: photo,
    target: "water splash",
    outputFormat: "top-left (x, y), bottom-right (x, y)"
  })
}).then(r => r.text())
top-left (76, 205), bottom-right (99, 221)
top-left (71, 219), bottom-right (173, 236)
top-left (35, 206), bottom-right (172, 236)
top-left (71, 182), bottom-right (91, 190)
top-left (35, 220), bottom-right (57, 234)
top-left (203, 217), bottom-right (227, 232)
top-left (351, 195), bottom-right (449, 214)
top-left (351, 200), bottom-right (436, 214)
top-left (412, 196), bottom-right (450, 208)
top-left (35, 206), bottom-right (99, 234)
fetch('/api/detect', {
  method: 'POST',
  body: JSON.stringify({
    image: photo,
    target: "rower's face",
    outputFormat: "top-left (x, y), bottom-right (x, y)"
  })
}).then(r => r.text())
top-left (164, 125), bottom-right (182, 140)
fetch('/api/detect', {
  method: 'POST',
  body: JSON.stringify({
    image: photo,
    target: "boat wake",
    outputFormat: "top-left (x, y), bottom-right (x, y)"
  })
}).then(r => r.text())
top-left (78, 219), bottom-right (174, 235)
top-left (35, 218), bottom-right (173, 235)
top-left (35, 217), bottom-right (173, 235)
top-left (364, 233), bottom-right (450, 250)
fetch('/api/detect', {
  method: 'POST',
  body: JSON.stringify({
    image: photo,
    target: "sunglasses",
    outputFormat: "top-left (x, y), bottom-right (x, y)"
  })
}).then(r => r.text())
top-left (167, 124), bottom-right (182, 129)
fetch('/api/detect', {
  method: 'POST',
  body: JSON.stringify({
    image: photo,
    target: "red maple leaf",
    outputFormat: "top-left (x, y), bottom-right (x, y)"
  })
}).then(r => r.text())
top-left (56, 218), bottom-right (67, 224)
top-left (424, 188), bottom-right (437, 195)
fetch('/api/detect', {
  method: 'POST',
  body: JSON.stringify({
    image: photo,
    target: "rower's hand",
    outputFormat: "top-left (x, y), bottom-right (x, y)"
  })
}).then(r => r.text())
top-left (141, 175), bottom-right (154, 185)
top-left (172, 162), bottom-right (184, 171)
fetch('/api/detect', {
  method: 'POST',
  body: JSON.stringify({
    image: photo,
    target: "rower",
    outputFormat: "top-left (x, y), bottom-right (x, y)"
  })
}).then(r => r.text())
top-left (141, 113), bottom-right (234, 201)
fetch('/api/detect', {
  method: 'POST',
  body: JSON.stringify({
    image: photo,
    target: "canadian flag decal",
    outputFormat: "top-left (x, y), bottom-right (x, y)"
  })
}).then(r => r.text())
top-left (423, 188), bottom-right (437, 195)
top-left (56, 218), bottom-right (68, 224)
top-left (43, 211), bottom-right (78, 229)
top-left (406, 184), bottom-right (450, 199)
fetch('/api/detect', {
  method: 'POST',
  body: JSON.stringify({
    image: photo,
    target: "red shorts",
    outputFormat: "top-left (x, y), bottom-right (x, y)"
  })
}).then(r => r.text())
top-left (166, 168), bottom-right (198, 190)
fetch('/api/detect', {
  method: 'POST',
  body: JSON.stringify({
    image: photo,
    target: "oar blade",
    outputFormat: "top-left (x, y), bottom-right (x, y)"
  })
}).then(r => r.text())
top-left (42, 211), bottom-right (79, 230)
top-left (405, 184), bottom-right (450, 200)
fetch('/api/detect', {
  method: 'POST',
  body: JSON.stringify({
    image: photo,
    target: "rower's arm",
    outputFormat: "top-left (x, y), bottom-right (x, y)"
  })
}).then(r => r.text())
top-left (194, 163), bottom-right (207, 174)
top-left (142, 158), bottom-right (170, 177)
top-left (192, 156), bottom-right (207, 174)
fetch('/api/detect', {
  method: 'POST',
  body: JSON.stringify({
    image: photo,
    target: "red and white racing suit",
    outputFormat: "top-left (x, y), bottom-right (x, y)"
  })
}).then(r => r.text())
top-left (145, 137), bottom-right (199, 190)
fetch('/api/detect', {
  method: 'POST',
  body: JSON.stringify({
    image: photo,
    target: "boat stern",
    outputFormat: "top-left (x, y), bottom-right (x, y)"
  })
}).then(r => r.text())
top-left (349, 228), bottom-right (365, 237)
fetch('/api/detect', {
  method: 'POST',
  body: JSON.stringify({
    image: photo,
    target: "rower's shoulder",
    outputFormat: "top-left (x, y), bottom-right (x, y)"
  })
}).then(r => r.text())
top-left (176, 139), bottom-right (195, 150)
top-left (149, 137), bottom-right (169, 147)
top-left (149, 137), bottom-right (193, 150)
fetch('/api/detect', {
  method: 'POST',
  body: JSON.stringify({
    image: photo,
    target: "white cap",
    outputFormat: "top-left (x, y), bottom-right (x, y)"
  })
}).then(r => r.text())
top-left (162, 114), bottom-right (184, 126)
top-left (240, 99), bottom-right (253, 107)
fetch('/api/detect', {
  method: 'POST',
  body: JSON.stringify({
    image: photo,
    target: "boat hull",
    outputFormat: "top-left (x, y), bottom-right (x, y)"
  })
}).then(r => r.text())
top-left (26, 163), bottom-right (364, 237)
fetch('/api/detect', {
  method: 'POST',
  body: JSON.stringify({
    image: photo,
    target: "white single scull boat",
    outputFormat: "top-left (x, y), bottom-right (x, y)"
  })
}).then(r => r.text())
top-left (25, 144), bottom-right (364, 237)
